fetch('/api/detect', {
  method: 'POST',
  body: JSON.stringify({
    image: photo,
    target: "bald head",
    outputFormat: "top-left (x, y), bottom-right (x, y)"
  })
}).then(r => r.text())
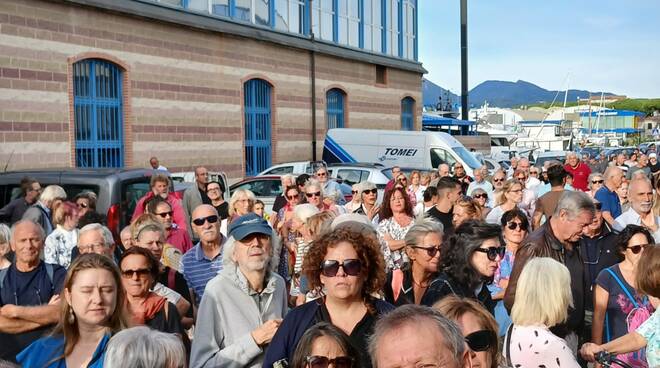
top-left (192, 204), bottom-right (218, 220)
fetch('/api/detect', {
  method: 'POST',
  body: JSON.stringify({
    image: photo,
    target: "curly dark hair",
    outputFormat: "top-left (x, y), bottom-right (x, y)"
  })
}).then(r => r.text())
top-left (616, 224), bottom-right (654, 255)
top-left (302, 227), bottom-right (386, 299)
top-left (378, 187), bottom-right (414, 220)
top-left (440, 220), bottom-right (503, 290)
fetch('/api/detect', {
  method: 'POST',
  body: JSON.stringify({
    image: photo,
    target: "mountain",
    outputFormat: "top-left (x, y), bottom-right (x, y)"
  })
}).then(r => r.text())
top-left (422, 78), bottom-right (459, 108)
top-left (422, 78), bottom-right (616, 108)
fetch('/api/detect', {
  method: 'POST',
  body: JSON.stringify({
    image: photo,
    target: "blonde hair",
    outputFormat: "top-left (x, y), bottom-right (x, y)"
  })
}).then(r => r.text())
top-left (129, 214), bottom-right (160, 241)
top-left (307, 211), bottom-right (336, 239)
top-left (498, 179), bottom-right (522, 206)
top-left (511, 257), bottom-right (573, 327)
top-left (454, 197), bottom-right (482, 220)
top-left (228, 189), bottom-right (256, 216)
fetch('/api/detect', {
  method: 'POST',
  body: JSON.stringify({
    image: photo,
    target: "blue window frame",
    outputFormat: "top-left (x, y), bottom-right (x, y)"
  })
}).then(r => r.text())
top-left (73, 59), bottom-right (124, 168)
top-left (244, 79), bottom-right (272, 176)
top-left (401, 96), bottom-right (414, 131)
top-left (326, 89), bottom-right (346, 129)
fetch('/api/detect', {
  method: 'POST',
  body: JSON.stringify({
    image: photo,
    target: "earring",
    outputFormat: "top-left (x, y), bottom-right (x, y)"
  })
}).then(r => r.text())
top-left (68, 307), bottom-right (75, 324)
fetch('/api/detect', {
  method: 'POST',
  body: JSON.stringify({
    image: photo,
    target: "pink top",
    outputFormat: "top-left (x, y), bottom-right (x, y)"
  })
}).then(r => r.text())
top-left (167, 225), bottom-right (193, 254)
top-left (508, 325), bottom-right (580, 368)
top-left (131, 192), bottom-right (187, 230)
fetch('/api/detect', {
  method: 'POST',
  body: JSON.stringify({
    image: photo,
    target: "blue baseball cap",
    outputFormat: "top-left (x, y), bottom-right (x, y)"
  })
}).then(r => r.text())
top-left (228, 213), bottom-right (272, 240)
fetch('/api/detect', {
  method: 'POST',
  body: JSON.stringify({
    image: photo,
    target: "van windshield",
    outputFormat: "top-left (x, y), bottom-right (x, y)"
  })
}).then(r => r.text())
top-left (453, 146), bottom-right (482, 170)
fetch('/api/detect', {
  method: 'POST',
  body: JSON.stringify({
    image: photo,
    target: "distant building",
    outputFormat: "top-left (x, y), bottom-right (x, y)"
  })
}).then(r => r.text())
top-left (0, 0), bottom-right (423, 179)
top-left (579, 109), bottom-right (646, 133)
top-left (578, 95), bottom-right (628, 104)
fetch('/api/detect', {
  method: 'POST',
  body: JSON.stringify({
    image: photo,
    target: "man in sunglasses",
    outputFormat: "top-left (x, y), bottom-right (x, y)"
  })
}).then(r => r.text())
top-left (613, 178), bottom-right (660, 241)
top-left (191, 213), bottom-right (286, 368)
top-left (564, 152), bottom-right (591, 192)
top-left (353, 181), bottom-right (380, 222)
top-left (369, 305), bottom-right (472, 368)
top-left (533, 164), bottom-right (568, 229)
top-left (181, 204), bottom-right (226, 308)
top-left (594, 166), bottom-right (625, 227)
top-left (453, 163), bottom-right (472, 195)
top-left (505, 191), bottom-right (595, 353)
top-left (517, 158), bottom-right (541, 192)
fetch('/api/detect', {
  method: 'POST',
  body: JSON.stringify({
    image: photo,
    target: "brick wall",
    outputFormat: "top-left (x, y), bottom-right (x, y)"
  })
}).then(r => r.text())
top-left (0, 0), bottom-right (423, 180)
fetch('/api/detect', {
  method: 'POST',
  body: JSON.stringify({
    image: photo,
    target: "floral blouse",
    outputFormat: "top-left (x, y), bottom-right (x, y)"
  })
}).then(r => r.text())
top-left (377, 217), bottom-right (414, 271)
top-left (44, 225), bottom-right (78, 268)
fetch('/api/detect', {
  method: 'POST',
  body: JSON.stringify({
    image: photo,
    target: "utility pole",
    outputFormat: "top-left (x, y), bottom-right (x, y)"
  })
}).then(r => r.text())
top-left (460, 0), bottom-right (469, 123)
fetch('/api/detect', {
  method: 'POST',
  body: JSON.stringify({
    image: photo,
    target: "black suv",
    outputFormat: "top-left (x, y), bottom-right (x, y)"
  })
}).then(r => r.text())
top-left (0, 168), bottom-right (156, 239)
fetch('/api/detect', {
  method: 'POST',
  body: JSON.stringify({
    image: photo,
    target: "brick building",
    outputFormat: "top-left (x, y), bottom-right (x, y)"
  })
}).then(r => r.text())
top-left (0, 0), bottom-right (424, 179)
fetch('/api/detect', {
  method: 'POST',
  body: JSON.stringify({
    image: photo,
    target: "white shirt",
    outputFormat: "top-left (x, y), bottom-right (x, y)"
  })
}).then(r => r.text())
top-left (526, 177), bottom-right (542, 192)
top-left (613, 207), bottom-right (660, 242)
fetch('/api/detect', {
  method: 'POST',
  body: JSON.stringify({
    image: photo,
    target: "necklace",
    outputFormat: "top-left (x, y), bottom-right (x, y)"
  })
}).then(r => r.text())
top-left (412, 278), bottom-right (430, 288)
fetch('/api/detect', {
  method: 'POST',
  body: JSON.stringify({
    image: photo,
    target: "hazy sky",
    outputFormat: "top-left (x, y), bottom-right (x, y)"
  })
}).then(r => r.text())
top-left (418, 0), bottom-right (660, 98)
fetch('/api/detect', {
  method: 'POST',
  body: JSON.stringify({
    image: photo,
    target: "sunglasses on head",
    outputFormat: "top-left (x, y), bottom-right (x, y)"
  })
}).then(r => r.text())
top-left (306, 356), bottom-right (354, 368)
top-left (473, 193), bottom-right (488, 199)
top-left (320, 259), bottom-right (362, 277)
top-left (362, 188), bottom-right (377, 195)
top-left (306, 191), bottom-right (321, 198)
top-left (628, 243), bottom-right (648, 254)
top-left (592, 179), bottom-right (604, 184)
top-left (506, 221), bottom-right (528, 231)
top-left (474, 246), bottom-right (505, 261)
top-left (410, 245), bottom-right (442, 258)
top-left (192, 214), bottom-right (219, 226)
top-left (465, 330), bottom-right (497, 352)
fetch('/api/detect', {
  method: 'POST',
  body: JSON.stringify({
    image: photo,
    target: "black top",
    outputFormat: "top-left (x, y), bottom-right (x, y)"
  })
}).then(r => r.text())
top-left (383, 268), bottom-right (436, 307)
top-left (157, 267), bottom-right (193, 317)
top-left (146, 302), bottom-right (184, 335)
top-left (579, 224), bottom-right (621, 311)
top-left (426, 206), bottom-right (453, 233)
top-left (272, 195), bottom-right (287, 214)
top-left (0, 197), bottom-right (29, 225)
top-left (198, 187), bottom-right (211, 205)
top-left (420, 272), bottom-right (496, 314)
top-left (316, 302), bottom-right (378, 368)
top-left (213, 202), bottom-right (229, 220)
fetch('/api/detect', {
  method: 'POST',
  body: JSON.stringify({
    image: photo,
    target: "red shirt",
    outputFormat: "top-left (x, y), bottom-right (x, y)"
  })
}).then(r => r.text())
top-left (167, 225), bottom-right (193, 254)
top-left (564, 162), bottom-right (591, 192)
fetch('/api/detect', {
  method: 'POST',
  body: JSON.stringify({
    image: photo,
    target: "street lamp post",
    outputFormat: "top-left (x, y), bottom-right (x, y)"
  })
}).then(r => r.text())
top-left (460, 0), bottom-right (468, 122)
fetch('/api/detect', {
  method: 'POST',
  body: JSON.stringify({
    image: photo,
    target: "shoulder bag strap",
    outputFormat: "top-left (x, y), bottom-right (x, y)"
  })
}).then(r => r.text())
top-left (605, 267), bottom-right (639, 308)
top-left (504, 324), bottom-right (514, 365)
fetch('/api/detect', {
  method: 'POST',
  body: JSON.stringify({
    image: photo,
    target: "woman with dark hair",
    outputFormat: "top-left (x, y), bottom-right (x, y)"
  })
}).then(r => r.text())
top-left (263, 227), bottom-right (393, 368)
top-left (290, 322), bottom-right (359, 368)
top-left (17, 254), bottom-right (127, 367)
top-left (377, 187), bottom-right (415, 272)
top-left (489, 208), bottom-right (529, 336)
top-left (119, 247), bottom-right (183, 335)
top-left (590, 224), bottom-right (655, 366)
top-left (74, 191), bottom-right (97, 217)
top-left (421, 220), bottom-right (504, 313)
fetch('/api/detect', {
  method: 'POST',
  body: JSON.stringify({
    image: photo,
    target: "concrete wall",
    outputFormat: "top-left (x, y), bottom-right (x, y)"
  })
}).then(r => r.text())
top-left (0, 0), bottom-right (423, 180)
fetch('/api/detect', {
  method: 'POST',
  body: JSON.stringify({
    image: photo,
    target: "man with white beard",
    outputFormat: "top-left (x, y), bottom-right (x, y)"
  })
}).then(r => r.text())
top-left (190, 213), bottom-right (287, 368)
top-left (613, 178), bottom-right (660, 241)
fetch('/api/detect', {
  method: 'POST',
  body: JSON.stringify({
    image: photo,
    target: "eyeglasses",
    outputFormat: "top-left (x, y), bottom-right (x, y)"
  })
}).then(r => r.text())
top-left (121, 268), bottom-right (151, 279)
top-left (286, 194), bottom-right (299, 200)
top-left (465, 330), bottom-right (497, 352)
top-left (155, 211), bottom-right (173, 218)
top-left (317, 172), bottom-right (327, 177)
top-left (351, 190), bottom-right (358, 194)
top-left (506, 221), bottom-right (528, 231)
top-left (362, 189), bottom-right (377, 195)
top-left (306, 191), bottom-right (322, 198)
top-left (410, 245), bottom-right (442, 258)
top-left (306, 356), bottom-right (354, 368)
top-left (192, 215), bottom-right (219, 226)
top-left (473, 193), bottom-right (488, 199)
top-left (78, 243), bottom-right (107, 253)
top-left (628, 243), bottom-right (648, 254)
top-left (592, 180), bottom-right (604, 184)
top-left (474, 246), bottom-right (505, 261)
top-left (492, 178), bottom-right (504, 183)
top-left (320, 259), bottom-right (362, 277)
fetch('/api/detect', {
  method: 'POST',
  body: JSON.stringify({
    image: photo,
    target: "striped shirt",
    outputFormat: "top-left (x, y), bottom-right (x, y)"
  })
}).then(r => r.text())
top-left (181, 238), bottom-right (224, 305)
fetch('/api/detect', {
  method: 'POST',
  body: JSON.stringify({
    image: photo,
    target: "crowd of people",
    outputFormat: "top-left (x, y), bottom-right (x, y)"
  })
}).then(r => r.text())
top-left (0, 149), bottom-right (658, 368)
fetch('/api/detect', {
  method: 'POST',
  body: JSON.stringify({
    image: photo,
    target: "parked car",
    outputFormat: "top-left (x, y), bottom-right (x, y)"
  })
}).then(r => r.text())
top-left (229, 176), bottom-right (282, 214)
top-left (602, 147), bottom-right (637, 160)
top-left (0, 168), bottom-right (157, 240)
top-left (326, 163), bottom-right (390, 189)
top-left (257, 161), bottom-right (326, 176)
top-left (170, 171), bottom-right (229, 188)
top-left (482, 158), bottom-right (502, 176)
top-left (534, 151), bottom-right (567, 168)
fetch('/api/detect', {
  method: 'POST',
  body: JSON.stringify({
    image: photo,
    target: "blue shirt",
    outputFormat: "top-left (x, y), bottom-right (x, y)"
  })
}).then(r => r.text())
top-left (595, 186), bottom-right (622, 219)
top-left (17, 333), bottom-right (110, 367)
top-left (181, 240), bottom-right (224, 305)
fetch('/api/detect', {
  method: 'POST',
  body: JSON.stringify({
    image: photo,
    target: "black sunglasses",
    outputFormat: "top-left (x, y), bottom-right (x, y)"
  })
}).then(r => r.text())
top-left (492, 178), bottom-right (504, 183)
top-left (155, 211), bottom-right (173, 218)
top-left (628, 244), bottom-right (648, 254)
top-left (320, 259), bottom-right (362, 277)
top-left (410, 245), bottom-right (441, 258)
top-left (286, 194), bottom-right (299, 200)
top-left (306, 191), bottom-right (322, 198)
top-left (474, 246), bottom-right (505, 261)
top-left (592, 180), bottom-right (604, 184)
top-left (362, 189), bottom-right (377, 195)
top-left (121, 268), bottom-right (151, 279)
top-left (473, 193), bottom-right (488, 199)
top-left (506, 221), bottom-right (528, 231)
top-left (351, 190), bottom-right (358, 194)
top-left (465, 330), bottom-right (497, 352)
top-left (306, 356), bottom-right (353, 368)
top-left (192, 215), bottom-right (219, 226)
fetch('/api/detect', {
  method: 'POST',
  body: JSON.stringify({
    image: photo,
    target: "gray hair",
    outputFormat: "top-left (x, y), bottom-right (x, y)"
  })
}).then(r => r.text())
top-left (293, 203), bottom-right (320, 224)
top-left (103, 326), bottom-right (185, 368)
top-left (223, 230), bottom-right (279, 273)
top-left (281, 174), bottom-right (296, 185)
top-left (368, 304), bottom-right (465, 367)
top-left (304, 178), bottom-right (324, 195)
top-left (11, 220), bottom-right (45, 242)
top-left (404, 217), bottom-right (444, 247)
top-left (135, 222), bottom-right (165, 242)
top-left (0, 224), bottom-right (11, 245)
top-left (566, 151), bottom-right (578, 159)
top-left (39, 185), bottom-right (66, 207)
top-left (79, 223), bottom-right (114, 247)
top-left (553, 190), bottom-right (596, 218)
top-left (587, 172), bottom-right (603, 190)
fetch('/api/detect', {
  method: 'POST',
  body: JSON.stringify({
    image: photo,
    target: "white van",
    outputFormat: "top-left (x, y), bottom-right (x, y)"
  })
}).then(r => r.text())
top-left (323, 129), bottom-right (482, 177)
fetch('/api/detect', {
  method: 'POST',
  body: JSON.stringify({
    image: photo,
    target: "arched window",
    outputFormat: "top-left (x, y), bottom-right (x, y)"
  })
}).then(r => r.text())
top-left (326, 88), bottom-right (346, 129)
top-left (73, 59), bottom-right (124, 167)
top-left (244, 79), bottom-right (272, 176)
top-left (401, 96), bottom-right (415, 130)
